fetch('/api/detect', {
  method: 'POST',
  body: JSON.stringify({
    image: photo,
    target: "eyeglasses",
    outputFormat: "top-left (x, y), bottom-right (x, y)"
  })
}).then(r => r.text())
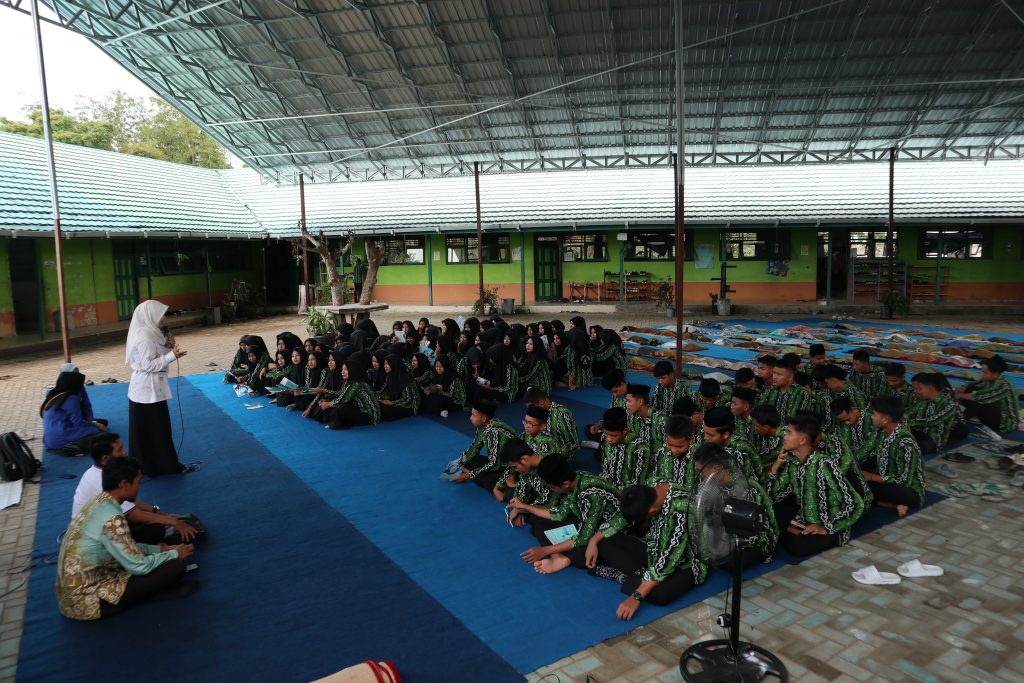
top-left (523, 420), bottom-right (542, 427)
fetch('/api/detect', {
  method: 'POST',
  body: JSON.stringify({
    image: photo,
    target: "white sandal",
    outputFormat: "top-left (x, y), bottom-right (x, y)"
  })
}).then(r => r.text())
top-left (897, 559), bottom-right (944, 578)
top-left (852, 565), bottom-right (902, 585)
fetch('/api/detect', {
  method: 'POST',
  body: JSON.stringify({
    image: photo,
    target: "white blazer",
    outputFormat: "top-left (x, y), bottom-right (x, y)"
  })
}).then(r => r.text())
top-left (127, 339), bottom-right (177, 403)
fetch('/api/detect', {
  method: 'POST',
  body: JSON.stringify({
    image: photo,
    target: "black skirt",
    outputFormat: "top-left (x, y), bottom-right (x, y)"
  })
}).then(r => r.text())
top-left (129, 399), bottom-right (182, 477)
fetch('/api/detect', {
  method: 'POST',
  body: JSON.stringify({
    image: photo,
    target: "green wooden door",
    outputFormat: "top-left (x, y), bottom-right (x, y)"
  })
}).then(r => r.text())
top-left (534, 237), bottom-right (561, 301)
top-left (112, 242), bottom-right (138, 321)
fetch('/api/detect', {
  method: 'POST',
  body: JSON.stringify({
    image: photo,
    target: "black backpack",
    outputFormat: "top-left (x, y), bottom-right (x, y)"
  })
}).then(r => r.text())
top-left (0, 432), bottom-right (41, 482)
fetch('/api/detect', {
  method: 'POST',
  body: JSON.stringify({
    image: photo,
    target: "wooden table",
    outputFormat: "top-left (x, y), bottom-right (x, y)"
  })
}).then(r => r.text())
top-left (317, 304), bottom-right (390, 325)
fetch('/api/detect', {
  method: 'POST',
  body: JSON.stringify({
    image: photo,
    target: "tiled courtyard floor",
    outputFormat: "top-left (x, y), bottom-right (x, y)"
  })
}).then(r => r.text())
top-left (1, 310), bottom-right (1022, 683)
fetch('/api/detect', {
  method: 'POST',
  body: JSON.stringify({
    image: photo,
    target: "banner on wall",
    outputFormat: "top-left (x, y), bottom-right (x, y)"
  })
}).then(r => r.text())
top-left (695, 244), bottom-right (714, 269)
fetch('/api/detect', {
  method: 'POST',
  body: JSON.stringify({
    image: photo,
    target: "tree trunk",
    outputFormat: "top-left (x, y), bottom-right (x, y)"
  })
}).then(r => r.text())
top-left (359, 238), bottom-right (383, 304)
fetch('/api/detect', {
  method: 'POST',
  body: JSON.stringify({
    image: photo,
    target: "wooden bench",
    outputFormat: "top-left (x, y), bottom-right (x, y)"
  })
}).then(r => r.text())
top-left (318, 303), bottom-right (390, 325)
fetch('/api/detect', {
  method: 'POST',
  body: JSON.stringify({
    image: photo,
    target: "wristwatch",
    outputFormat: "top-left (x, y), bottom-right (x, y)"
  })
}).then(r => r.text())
top-left (152, 506), bottom-right (160, 513)
top-left (630, 591), bottom-right (643, 602)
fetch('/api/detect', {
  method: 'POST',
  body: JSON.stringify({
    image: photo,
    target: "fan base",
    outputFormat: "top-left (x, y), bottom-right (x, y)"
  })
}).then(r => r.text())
top-left (680, 639), bottom-right (788, 683)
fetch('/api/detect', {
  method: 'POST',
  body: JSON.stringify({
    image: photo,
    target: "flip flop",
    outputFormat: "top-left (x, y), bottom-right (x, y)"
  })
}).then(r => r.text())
top-left (928, 462), bottom-right (958, 479)
top-left (852, 565), bottom-right (902, 586)
top-left (897, 559), bottom-right (944, 578)
top-left (942, 452), bottom-right (975, 464)
top-left (934, 483), bottom-right (972, 498)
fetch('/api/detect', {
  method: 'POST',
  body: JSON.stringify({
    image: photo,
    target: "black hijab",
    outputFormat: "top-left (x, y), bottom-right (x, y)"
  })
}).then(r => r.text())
top-left (464, 317), bottom-right (481, 335)
top-left (599, 328), bottom-right (624, 352)
top-left (441, 318), bottom-right (459, 339)
top-left (552, 331), bottom-right (568, 357)
top-left (433, 354), bottom-right (457, 389)
top-left (276, 332), bottom-right (303, 350)
top-left (566, 316), bottom-right (591, 355)
top-left (383, 353), bottom-right (413, 398)
top-left (41, 370), bottom-right (86, 416)
top-left (524, 336), bottom-right (548, 370)
top-left (287, 348), bottom-right (309, 385)
top-left (324, 351), bottom-right (345, 391)
top-left (371, 350), bottom-right (389, 390)
top-left (371, 335), bottom-right (391, 352)
top-left (355, 318), bottom-right (380, 339)
top-left (411, 352), bottom-right (431, 378)
top-left (335, 323), bottom-right (354, 343)
top-left (341, 359), bottom-right (368, 386)
top-left (551, 319), bottom-right (566, 333)
top-left (486, 343), bottom-right (514, 381)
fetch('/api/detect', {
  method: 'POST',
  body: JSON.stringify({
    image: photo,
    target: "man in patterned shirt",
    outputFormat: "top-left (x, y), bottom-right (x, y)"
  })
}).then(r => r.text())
top-left (625, 383), bottom-right (654, 449)
top-left (593, 481), bottom-right (707, 620)
top-left (756, 355), bottom-right (777, 391)
top-left (698, 377), bottom-right (729, 411)
top-left (831, 396), bottom-right (878, 463)
top-left (56, 457), bottom-right (195, 620)
top-left (648, 415), bottom-right (696, 488)
top-left (523, 387), bottom-right (580, 463)
top-left (956, 356), bottom-right (1019, 433)
top-left (850, 348), bottom-right (886, 401)
top-left (651, 361), bottom-right (692, 415)
top-left (498, 438), bottom-right (564, 531)
top-left (583, 369), bottom-right (628, 444)
top-left (878, 362), bottom-right (915, 408)
top-left (450, 400), bottom-right (517, 489)
top-left (729, 386), bottom-right (757, 444)
top-left (821, 364), bottom-right (866, 434)
top-left (750, 404), bottom-right (785, 472)
top-left (860, 397), bottom-right (925, 517)
top-left (905, 374), bottom-right (958, 453)
top-left (763, 357), bottom-right (809, 423)
top-left (494, 407), bottom-right (563, 504)
top-left (510, 455), bottom-right (625, 575)
top-left (599, 407), bottom-right (651, 489)
top-left (702, 406), bottom-right (758, 483)
top-left (766, 412), bottom-right (864, 557)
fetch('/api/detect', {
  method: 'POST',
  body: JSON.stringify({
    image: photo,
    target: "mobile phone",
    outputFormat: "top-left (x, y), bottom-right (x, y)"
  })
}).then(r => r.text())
top-left (789, 519), bottom-right (806, 530)
top-left (185, 563), bottom-right (199, 573)
top-left (161, 326), bottom-right (171, 338)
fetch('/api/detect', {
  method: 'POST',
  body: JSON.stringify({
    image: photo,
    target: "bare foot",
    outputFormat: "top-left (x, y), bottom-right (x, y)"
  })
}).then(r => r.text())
top-left (533, 554), bottom-right (571, 575)
top-left (896, 504), bottom-right (908, 517)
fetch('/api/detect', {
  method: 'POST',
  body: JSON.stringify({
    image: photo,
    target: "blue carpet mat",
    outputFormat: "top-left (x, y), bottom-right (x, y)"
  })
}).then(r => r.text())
top-left (21, 372), bottom-right (960, 681)
top-left (18, 380), bottom-right (522, 683)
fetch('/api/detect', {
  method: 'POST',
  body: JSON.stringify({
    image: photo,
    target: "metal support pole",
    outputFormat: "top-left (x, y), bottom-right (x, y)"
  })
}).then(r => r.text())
top-left (299, 174), bottom-right (310, 309)
top-left (618, 238), bottom-right (625, 305)
top-left (520, 231), bottom-right (527, 307)
top-left (935, 233), bottom-right (943, 304)
top-left (426, 234), bottom-right (433, 306)
top-left (673, 0), bottom-right (686, 375)
top-left (204, 244), bottom-right (212, 307)
top-left (145, 240), bottom-right (153, 300)
top-left (31, 0), bottom-right (71, 361)
top-left (825, 231), bottom-right (833, 305)
top-left (475, 162), bottom-right (485, 313)
top-left (887, 147), bottom-right (895, 296)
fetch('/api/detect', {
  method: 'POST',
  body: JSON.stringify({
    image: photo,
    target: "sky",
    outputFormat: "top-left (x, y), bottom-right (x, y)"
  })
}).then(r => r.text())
top-left (0, 6), bottom-right (158, 120)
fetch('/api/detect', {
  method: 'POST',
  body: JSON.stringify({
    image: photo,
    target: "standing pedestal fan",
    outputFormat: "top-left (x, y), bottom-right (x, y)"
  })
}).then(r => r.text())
top-left (680, 460), bottom-right (788, 683)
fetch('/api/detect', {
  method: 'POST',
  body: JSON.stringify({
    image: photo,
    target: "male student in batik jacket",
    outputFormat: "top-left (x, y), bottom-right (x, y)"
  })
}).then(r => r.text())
top-left (956, 355), bottom-right (1018, 433)
top-left (905, 373), bottom-right (958, 453)
top-left (57, 457), bottom-right (196, 620)
top-left (850, 348), bottom-right (887, 401)
top-left (861, 397), bottom-right (926, 517)
top-left (729, 386), bottom-right (758, 444)
top-left (766, 412), bottom-right (864, 557)
top-left (647, 415), bottom-right (696, 489)
top-left (498, 438), bottom-right (564, 533)
top-left (510, 455), bottom-right (625, 575)
top-left (624, 383), bottom-right (655, 448)
top-left (820, 364), bottom-right (866, 434)
top-left (598, 407), bottom-right (651, 489)
top-left (450, 400), bottom-right (517, 489)
top-left (878, 362), bottom-right (915, 407)
top-left (524, 387), bottom-right (580, 463)
top-left (583, 369), bottom-right (628, 443)
top-left (651, 360), bottom-right (692, 415)
top-left (750, 404), bottom-right (785, 472)
top-left (763, 357), bottom-right (809, 422)
top-left (591, 481), bottom-right (707, 620)
top-left (494, 407), bottom-right (562, 503)
top-left (701, 406), bottom-right (759, 484)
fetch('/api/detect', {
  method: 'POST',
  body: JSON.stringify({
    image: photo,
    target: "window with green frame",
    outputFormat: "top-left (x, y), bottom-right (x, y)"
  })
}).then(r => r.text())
top-left (849, 231), bottom-right (897, 259)
top-left (562, 232), bottom-right (608, 261)
top-left (723, 229), bottom-right (791, 260)
top-left (623, 230), bottom-right (693, 260)
top-left (381, 236), bottom-right (425, 265)
top-left (445, 234), bottom-right (510, 263)
top-left (918, 229), bottom-right (991, 259)
top-left (148, 240), bottom-right (205, 275)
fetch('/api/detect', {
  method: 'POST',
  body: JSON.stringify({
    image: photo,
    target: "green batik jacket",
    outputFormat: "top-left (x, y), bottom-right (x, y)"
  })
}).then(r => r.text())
top-left (736, 478), bottom-right (779, 561)
top-left (563, 346), bottom-right (594, 388)
top-left (642, 484), bottom-right (708, 584)
top-left (767, 446), bottom-right (864, 545)
top-left (723, 436), bottom-right (760, 485)
top-left (821, 431), bottom-right (873, 510)
top-left (733, 415), bottom-right (755, 446)
top-left (610, 394), bottom-right (627, 410)
top-left (651, 381), bottom-right (692, 416)
top-left (593, 344), bottom-right (627, 372)
top-left (651, 411), bottom-right (668, 453)
top-left (968, 377), bottom-right (1018, 433)
top-left (875, 423), bottom-right (925, 506)
top-left (850, 368), bottom-right (887, 401)
top-left (599, 435), bottom-right (651, 489)
top-left (546, 402), bottom-right (580, 463)
top-left (520, 360), bottom-right (552, 397)
top-left (461, 418), bottom-right (518, 481)
top-left (751, 426), bottom-right (785, 471)
top-left (499, 448), bottom-right (564, 507)
top-left (489, 365), bottom-right (520, 403)
top-left (878, 381), bottom-right (915, 408)
top-left (330, 380), bottom-right (381, 424)
top-left (448, 352), bottom-right (468, 384)
top-left (820, 384), bottom-right (866, 433)
top-left (304, 366), bottom-right (329, 391)
top-left (905, 392), bottom-right (957, 449)
top-left (245, 353), bottom-right (271, 390)
top-left (627, 413), bottom-right (653, 450)
top-left (438, 373), bottom-right (467, 409)
top-left (647, 443), bottom-right (696, 490)
top-left (384, 381), bottom-right (421, 414)
top-left (265, 363), bottom-right (292, 385)
top-left (830, 408), bottom-right (879, 464)
top-left (763, 386), bottom-right (811, 422)
top-left (414, 371), bottom-right (435, 389)
top-left (548, 472), bottom-right (625, 548)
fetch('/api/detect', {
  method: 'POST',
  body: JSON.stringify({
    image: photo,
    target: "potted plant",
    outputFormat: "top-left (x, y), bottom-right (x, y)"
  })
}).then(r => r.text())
top-left (472, 286), bottom-right (502, 316)
top-left (879, 288), bottom-right (909, 319)
top-left (655, 281), bottom-right (675, 317)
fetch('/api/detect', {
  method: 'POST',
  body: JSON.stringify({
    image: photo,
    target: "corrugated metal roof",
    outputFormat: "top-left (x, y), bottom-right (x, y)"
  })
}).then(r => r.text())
top-left (6, 0), bottom-right (1023, 180)
top-left (0, 132), bottom-right (260, 235)
top-left (3, 131), bottom-right (1021, 238)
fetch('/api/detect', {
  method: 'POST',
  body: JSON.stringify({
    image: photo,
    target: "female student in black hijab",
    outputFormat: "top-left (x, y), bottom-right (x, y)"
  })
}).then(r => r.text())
top-left (464, 345), bottom-right (487, 404)
top-left (478, 343), bottom-right (520, 403)
top-left (280, 350), bottom-right (327, 411)
top-left (41, 370), bottom-right (105, 453)
top-left (304, 350), bottom-right (345, 421)
top-left (276, 332), bottom-right (303, 352)
top-left (379, 354), bottom-right (420, 421)
top-left (441, 318), bottom-right (459, 340)
top-left (265, 349), bottom-right (294, 389)
top-left (228, 334), bottom-right (267, 384)
top-left (592, 328), bottom-right (627, 377)
top-left (410, 352), bottom-right (432, 386)
top-left (273, 347), bottom-right (308, 407)
top-left (355, 318), bottom-right (380, 340)
top-left (404, 329), bottom-right (421, 357)
top-left (324, 359), bottom-right (381, 430)
top-left (370, 350), bottom-right (389, 391)
top-left (420, 355), bottom-right (466, 416)
top-left (549, 330), bottom-right (569, 384)
top-left (551, 319), bottom-right (566, 333)
top-left (520, 334), bottom-right (552, 396)
top-left (303, 338), bottom-right (316, 354)
top-left (463, 317), bottom-right (481, 336)
top-left (563, 316), bottom-right (594, 390)
top-left (228, 335), bottom-right (252, 379)
top-left (335, 323), bottom-right (354, 344)
top-left (348, 350), bottom-right (374, 384)
top-left (241, 345), bottom-right (271, 395)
